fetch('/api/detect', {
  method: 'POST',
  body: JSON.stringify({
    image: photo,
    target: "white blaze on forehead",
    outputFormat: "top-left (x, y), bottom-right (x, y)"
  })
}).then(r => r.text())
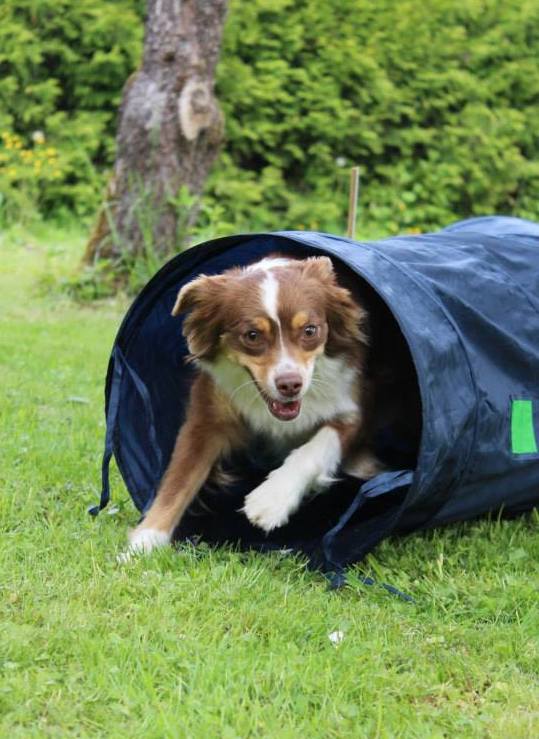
top-left (258, 266), bottom-right (305, 387)
top-left (260, 269), bottom-right (280, 324)
top-left (247, 257), bottom-right (294, 325)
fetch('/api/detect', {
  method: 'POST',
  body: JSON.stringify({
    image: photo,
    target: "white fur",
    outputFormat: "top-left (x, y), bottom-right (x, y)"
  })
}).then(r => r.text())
top-left (268, 349), bottom-right (314, 399)
top-left (260, 270), bottom-right (280, 324)
top-left (119, 527), bottom-right (170, 562)
top-left (243, 426), bottom-right (342, 531)
top-left (202, 353), bottom-right (360, 441)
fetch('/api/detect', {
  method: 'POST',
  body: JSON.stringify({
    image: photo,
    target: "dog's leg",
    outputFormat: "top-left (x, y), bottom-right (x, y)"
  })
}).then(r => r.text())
top-left (125, 420), bottom-right (230, 557)
top-left (243, 422), bottom-right (354, 532)
top-left (124, 374), bottom-right (242, 558)
top-left (129, 424), bottom-right (227, 552)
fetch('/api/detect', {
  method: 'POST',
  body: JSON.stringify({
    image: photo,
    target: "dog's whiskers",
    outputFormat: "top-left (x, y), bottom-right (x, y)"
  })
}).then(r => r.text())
top-left (228, 379), bottom-right (259, 402)
top-left (311, 375), bottom-right (333, 388)
top-left (244, 387), bottom-right (265, 410)
top-left (309, 378), bottom-right (333, 399)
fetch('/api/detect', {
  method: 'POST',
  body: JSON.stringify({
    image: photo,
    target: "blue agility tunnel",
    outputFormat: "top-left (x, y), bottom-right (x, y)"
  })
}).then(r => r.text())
top-left (91, 216), bottom-right (539, 574)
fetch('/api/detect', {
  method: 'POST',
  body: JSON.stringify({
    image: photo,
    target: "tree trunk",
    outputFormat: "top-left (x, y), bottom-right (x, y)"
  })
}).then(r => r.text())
top-left (84, 0), bottom-right (228, 269)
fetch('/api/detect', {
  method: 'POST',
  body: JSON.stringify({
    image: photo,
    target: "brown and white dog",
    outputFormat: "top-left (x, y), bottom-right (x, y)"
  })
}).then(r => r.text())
top-left (126, 255), bottom-right (384, 555)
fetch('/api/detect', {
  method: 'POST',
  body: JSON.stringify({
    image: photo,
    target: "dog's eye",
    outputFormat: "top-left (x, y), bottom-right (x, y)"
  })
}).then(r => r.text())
top-left (303, 324), bottom-right (318, 338)
top-left (244, 329), bottom-right (260, 343)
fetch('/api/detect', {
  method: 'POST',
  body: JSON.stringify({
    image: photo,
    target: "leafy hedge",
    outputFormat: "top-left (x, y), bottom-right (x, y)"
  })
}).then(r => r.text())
top-left (0, 0), bottom-right (143, 223)
top-left (212, 0), bottom-right (539, 233)
top-left (1, 0), bottom-right (539, 234)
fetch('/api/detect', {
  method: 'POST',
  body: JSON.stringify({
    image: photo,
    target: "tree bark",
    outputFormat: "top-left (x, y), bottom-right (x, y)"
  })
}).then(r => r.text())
top-left (84, 0), bottom-right (228, 268)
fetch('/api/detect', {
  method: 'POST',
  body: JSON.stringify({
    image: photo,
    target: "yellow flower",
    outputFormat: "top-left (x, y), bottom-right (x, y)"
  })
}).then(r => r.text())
top-left (46, 147), bottom-right (56, 157)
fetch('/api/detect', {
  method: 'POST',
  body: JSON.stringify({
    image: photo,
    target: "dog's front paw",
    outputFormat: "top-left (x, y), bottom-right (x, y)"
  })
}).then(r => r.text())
top-left (118, 527), bottom-right (170, 563)
top-left (242, 480), bottom-right (294, 533)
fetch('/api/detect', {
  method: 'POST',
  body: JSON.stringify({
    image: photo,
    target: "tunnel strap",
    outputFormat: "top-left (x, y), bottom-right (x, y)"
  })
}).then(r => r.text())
top-left (324, 470), bottom-right (414, 548)
top-left (324, 470), bottom-right (414, 599)
top-left (88, 346), bottom-right (163, 516)
top-left (88, 347), bottom-right (123, 516)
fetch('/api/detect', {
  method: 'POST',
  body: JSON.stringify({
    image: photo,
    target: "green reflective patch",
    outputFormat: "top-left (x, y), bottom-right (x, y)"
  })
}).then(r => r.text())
top-left (511, 400), bottom-right (538, 454)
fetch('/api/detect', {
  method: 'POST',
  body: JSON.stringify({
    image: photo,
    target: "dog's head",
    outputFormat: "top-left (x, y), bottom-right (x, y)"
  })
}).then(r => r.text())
top-left (172, 256), bottom-right (367, 421)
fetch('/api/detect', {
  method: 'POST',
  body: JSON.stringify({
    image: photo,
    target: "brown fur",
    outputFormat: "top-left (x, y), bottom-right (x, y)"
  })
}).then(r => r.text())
top-left (141, 373), bottom-right (247, 534)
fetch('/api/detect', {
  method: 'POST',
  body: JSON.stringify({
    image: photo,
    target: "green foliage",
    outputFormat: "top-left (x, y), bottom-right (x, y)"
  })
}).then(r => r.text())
top-left (0, 0), bottom-right (143, 225)
top-left (210, 0), bottom-right (539, 233)
top-left (0, 130), bottom-right (64, 222)
top-left (1, 0), bottom-right (539, 234)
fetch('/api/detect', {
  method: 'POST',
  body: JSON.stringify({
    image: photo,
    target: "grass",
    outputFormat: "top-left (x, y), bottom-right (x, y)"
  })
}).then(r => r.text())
top-left (1, 223), bottom-right (538, 738)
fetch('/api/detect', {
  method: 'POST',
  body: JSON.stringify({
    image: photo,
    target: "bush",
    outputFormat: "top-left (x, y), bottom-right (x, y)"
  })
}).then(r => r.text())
top-left (1, 0), bottom-right (538, 234)
top-left (0, 0), bottom-right (143, 225)
top-left (209, 0), bottom-right (539, 233)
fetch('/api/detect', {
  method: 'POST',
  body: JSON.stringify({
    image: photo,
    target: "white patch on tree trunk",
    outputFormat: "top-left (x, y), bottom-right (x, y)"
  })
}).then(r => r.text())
top-left (178, 79), bottom-right (217, 141)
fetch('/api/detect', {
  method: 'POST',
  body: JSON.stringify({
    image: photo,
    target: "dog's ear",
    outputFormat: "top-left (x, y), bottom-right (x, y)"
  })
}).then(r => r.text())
top-left (325, 284), bottom-right (369, 357)
top-left (172, 273), bottom-right (230, 317)
top-left (301, 256), bottom-right (369, 354)
top-left (171, 274), bottom-right (228, 360)
top-left (172, 275), bottom-right (211, 316)
top-left (301, 256), bottom-right (335, 284)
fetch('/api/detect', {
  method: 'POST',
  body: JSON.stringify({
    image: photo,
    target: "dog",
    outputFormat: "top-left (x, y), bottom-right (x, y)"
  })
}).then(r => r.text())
top-left (126, 255), bottom-right (386, 555)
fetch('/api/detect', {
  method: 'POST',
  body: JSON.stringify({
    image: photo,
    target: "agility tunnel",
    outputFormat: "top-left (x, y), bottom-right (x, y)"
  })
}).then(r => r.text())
top-left (91, 216), bottom-right (539, 574)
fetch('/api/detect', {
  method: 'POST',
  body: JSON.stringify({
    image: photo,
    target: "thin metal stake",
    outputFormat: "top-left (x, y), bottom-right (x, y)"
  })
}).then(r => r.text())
top-left (346, 166), bottom-right (360, 240)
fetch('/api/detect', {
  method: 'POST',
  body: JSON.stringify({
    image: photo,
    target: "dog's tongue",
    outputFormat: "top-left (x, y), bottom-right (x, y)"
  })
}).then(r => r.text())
top-left (269, 398), bottom-right (301, 421)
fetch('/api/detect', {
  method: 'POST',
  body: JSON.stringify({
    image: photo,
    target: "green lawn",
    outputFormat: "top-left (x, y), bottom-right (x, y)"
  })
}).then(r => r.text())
top-left (1, 225), bottom-right (538, 738)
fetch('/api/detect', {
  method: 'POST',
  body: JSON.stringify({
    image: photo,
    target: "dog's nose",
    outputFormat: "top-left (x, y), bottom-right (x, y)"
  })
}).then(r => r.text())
top-left (276, 372), bottom-right (303, 397)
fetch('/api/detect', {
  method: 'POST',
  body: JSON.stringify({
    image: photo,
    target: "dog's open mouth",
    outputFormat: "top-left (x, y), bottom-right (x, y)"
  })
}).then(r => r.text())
top-left (267, 397), bottom-right (301, 421)
top-left (252, 378), bottom-right (302, 421)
